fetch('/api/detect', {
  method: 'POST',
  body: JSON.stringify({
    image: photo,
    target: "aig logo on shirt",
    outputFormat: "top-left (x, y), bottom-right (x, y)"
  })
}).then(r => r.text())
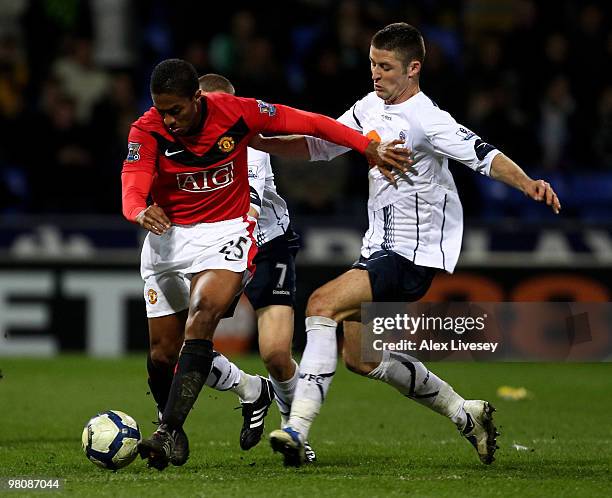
top-left (176, 162), bottom-right (234, 192)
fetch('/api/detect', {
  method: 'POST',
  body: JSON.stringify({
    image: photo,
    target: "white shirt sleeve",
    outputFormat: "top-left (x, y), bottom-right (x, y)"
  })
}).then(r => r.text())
top-left (305, 101), bottom-right (364, 161)
top-left (419, 108), bottom-right (501, 176)
top-left (247, 147), bottom-right (269, 215)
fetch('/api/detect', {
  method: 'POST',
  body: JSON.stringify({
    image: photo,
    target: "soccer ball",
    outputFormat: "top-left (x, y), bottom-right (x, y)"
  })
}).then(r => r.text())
top-left (82, 410), bottom-right (141, 470)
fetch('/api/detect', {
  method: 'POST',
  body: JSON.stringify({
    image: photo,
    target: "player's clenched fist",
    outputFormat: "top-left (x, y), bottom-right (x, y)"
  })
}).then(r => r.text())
top-left (135, 203), bottom-right (172, 235)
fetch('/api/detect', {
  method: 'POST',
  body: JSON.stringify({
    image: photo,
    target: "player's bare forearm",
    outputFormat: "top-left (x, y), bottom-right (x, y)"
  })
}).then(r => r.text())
top-left (249, 135), bottom-right (311, 160)
top-left (490, 153), bottom-right (561, 214)
top-left (489, 153), bottom-right (531, 193)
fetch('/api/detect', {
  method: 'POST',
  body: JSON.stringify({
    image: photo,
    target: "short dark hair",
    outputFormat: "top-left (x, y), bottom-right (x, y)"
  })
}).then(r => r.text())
top-left (150, 58), bottom-right (199, 98)
top-left (371, 23), bottom-right (426, 67)
top-left (198, 73), bottom-right (235, 95)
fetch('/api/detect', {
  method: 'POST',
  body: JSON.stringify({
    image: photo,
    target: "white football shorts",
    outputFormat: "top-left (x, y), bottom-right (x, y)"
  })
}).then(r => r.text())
top-left (140, 216), bottom-right (256, 318)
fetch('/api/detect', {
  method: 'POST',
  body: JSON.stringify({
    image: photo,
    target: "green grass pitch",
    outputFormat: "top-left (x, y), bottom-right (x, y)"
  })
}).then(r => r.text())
top-left (1, 356), bottom-right (611, 497)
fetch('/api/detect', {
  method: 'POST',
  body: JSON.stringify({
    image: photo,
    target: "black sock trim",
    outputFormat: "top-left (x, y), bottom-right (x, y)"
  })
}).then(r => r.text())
top-left (182, 339), bottom-right (213, 356)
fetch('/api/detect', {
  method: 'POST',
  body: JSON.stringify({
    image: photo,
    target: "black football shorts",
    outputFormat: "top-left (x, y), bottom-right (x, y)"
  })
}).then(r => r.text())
top-left (245, 228), bottom-right (300, 310)
top-left (352, 249), bottom-right (437, 302)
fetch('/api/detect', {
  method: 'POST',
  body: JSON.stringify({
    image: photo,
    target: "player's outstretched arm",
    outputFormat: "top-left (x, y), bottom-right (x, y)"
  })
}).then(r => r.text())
top-left (264, 104), bottom-right (413, 176)
top-left (490, 153), bottom-right (561, 214)
top-left (249, 134), bottom-right (415, 185)
top-left (249, 135), bottom-right (311, 159)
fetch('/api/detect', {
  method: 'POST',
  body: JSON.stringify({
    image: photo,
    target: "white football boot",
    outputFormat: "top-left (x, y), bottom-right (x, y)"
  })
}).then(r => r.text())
top-left (269, 427), bottom-right (305, 467)
top-left (461, 400), bottom-right (499, 464)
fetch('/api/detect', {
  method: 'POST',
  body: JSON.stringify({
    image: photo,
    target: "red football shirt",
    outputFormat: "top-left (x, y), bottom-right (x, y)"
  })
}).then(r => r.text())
top-left (122, 93), bottom-right (370, 224)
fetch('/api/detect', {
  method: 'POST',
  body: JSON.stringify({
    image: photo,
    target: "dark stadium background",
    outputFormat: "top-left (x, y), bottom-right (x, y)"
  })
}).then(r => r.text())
top-left (0, 0), bottom-right (610, 357)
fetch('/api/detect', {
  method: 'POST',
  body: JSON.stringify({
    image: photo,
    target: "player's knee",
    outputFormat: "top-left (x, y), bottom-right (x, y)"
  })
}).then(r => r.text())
top-left (186, 296), bottom-right (224, 334)
top-left (305, 288), bottom-right (335, 319)
top-left (149, 346), bottom-right (178, 369)
top-left (261, 349), bottom-right (293, 380)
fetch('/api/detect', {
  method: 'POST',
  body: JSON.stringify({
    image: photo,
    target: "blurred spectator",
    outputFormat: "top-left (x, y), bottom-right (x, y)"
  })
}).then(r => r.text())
top-left (335, 0), bottom-right (365, 71)
top-left (539, 76), bottom-right (575, 170)
top-left (303, 42), bottom-right (353, 116)
top-left (420, 41), bottom-right (464, 115)
top-left (300, 1), bottom-right (370, 115)
top-left (467, 36), bottom-right (508, 91)
top-left (92, 71), bottom-right (139, 139)
top-left (540, 33), bottom-right (571, 92)
top-left (0, 1), bottom-right (27, 37)
top-left (573, 3), bottom-right (607, 83)
top-left (32, 93), bottom-right (95, 212)
top-left (91, 0), bottom-right (134, 68)
top-left (501, 0), bottom-right (542, 111)
top-left (90, 71), bottom-right (140, 213)
top-left (209, 10), bottom-right (256, 75)
top-left (52, 37), bottom-right (111, 123)
top-left (570, 3), bottom-right (609, 169)
top-left (183, 41), bottom-right (212, 76)
top-left (236, 36), bottom-right (284, 101)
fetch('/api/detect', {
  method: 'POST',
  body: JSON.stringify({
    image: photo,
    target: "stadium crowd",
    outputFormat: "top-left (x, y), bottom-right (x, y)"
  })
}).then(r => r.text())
top-left (0, 0), bottom-right (609, 219)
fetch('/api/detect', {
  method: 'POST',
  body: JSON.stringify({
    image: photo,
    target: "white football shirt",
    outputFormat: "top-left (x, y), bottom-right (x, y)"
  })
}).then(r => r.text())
top-left (247, 147), bottom-right (290, 246)
top-left (306, 91), bottom-right (501, 273)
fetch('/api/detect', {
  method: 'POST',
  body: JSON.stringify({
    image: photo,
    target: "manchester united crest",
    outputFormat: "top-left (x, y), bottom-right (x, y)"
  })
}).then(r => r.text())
top-left (147, 288), bottom-right (158, 305)
top-left (218, 136), bottom-right (235, 153)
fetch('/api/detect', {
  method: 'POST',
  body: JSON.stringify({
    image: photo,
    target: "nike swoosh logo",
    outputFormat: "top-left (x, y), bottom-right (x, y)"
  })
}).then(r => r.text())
top-left (462, 413), bottom-right (475, 435)
top-left (165, 149), bottom-right (184, 157)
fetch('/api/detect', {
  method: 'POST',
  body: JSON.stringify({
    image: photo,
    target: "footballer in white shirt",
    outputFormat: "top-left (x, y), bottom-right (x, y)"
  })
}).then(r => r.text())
top-left (257, 23), bottom-right (561, 467)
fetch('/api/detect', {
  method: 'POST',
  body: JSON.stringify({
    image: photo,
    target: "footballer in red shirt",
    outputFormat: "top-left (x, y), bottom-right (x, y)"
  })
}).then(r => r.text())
top-left (122, 58), bottom-right (411, 470)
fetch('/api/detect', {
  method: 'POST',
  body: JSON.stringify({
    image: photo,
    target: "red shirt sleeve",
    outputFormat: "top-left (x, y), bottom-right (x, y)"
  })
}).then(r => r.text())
top-left (121, 127), bottom-right (157, 222)
top-left (240, 98), bottom-right (371, 154)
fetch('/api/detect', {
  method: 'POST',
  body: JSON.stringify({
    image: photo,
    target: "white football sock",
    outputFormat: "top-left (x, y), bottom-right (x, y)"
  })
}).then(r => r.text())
top-left (368, 351), bottom-right (466, 427)
top-left (269, 359), bottom-right (299, 427)
top-left (205, 352), bottom-right (261, 403)
top-left (288, 316), bottom-right (337, 440)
